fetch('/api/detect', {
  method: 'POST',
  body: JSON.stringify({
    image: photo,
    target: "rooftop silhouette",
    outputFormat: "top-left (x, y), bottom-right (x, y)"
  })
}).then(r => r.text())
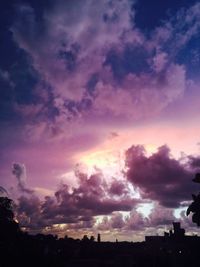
top-left (1, 196), bottom-right (200, 267)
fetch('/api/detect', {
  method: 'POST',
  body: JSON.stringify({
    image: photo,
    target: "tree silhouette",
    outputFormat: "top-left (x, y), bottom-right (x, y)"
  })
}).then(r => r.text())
top-left (0, 197), bottom-right (19, 239)
top-left (0, 197), bottom-right (14, 222)
top-left (187, 194), bottom-right (200, 226)
top-left (187, 173), bottom-right (200, 226)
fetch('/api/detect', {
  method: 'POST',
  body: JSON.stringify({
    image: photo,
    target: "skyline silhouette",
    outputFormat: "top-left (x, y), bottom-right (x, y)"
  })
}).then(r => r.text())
top-left (1, 195), bottom-right (200, 267)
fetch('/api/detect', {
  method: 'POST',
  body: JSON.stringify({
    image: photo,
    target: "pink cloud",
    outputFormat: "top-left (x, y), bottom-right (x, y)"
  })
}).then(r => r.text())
top-left (11, 0), bottom-right (194, 131)
top-left (11, 0), bottom-right (138, 103)
top-left (93, 63), bottom-right (186, 119)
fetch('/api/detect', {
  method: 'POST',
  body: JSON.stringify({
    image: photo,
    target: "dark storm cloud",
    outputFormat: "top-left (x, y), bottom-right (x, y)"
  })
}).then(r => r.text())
top-left (53, 171), bottom-right (136, 217)
top-left (16, 171), bottom-right (138, 229)
top-left (125, 145), bottom-right (198, 207)
top-left (14, 144), bottom-right (200, 233)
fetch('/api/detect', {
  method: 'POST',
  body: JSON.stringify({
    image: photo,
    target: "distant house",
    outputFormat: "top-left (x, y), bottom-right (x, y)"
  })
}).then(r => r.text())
top-left (145, 222), bottom-right (200, 245)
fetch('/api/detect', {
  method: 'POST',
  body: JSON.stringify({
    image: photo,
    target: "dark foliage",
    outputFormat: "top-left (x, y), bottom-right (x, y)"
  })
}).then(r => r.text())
top-left (186, 173), bottom-right (200, 226)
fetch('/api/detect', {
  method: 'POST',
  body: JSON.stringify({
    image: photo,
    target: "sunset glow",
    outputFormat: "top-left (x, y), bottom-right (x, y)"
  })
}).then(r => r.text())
top-left (1, 0), bottom-right (200, 241)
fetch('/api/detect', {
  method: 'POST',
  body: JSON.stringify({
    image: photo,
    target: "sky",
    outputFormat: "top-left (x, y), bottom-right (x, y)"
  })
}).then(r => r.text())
top-left (1, 0), bottom-right (200, 241)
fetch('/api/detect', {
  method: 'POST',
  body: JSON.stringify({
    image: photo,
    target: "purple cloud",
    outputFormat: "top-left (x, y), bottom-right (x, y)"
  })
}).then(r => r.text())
top-left (109, 179), bottom-right (128, 196)
top-left (12, 163), bottom-right (34, 194)
top-left (147, 205), bottom-right (176, 227)
top-left (16, 170), bottom-right (138, 230)
top-left (125, 145), bottom-right (197, 207)
top-left (13, 143), bottom-right (200, 236)
top-left (9, 0), bottom-right (200, 138)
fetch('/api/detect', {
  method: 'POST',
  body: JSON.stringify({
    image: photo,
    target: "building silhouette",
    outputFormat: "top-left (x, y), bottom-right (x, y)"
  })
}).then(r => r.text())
top-left (97, 233), bottom-right (101, 243)
top-left (146, 222), bottom-right (185, 243)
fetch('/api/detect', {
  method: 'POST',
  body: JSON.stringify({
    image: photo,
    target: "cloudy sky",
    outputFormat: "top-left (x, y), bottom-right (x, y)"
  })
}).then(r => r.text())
top-left (1, 0), bottom-right (200, 241)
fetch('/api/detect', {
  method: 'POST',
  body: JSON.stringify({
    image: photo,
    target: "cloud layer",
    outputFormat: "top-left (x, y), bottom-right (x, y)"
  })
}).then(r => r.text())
top-left (13, 144), bottom-right (200, 239)
top-left (8, 0), bottom-right (200, 140)
top-left (16, 168), bottom-right (138, 230)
